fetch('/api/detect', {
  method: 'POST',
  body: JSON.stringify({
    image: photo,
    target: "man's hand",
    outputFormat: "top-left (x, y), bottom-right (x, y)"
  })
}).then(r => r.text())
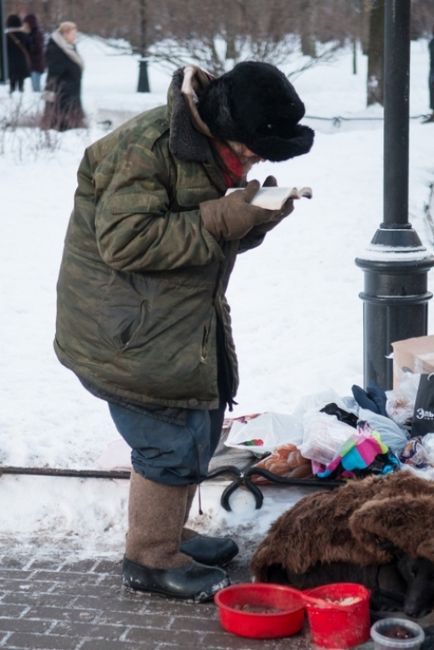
top-left (248, 175), bottom-right (294, 235)
top-left (200, 180), bottom-right (286, 241)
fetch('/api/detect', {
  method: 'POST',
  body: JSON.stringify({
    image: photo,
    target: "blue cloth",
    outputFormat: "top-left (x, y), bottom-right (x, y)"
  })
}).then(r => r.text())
top-left (30, 71), bottom-right (42, 92)
top-left (352, 382), bottom-right (388, 416)
top-left (358, 408), bottom-right (408, 456)
top-left (108, 402), bottom-right (225, 486)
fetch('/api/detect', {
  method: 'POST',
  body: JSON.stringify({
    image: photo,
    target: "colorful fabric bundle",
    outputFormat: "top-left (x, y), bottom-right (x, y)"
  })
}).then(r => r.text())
top-left (315, 421), bottom-right (400, 479)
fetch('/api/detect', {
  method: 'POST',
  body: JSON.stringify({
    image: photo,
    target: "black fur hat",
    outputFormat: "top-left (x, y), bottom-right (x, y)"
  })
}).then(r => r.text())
top-left (197, 61), bottom-right (314, 162)
top-left (6, 14), bottom-right (22, 28)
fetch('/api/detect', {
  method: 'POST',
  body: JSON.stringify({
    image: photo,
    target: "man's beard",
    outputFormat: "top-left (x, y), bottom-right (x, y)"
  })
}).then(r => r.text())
top-left (228, 142), bottom-right (263, 170)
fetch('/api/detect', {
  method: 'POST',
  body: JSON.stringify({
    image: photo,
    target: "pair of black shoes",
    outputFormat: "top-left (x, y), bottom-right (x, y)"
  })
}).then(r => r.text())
top-left (122, 534), bottom-right (238, 602)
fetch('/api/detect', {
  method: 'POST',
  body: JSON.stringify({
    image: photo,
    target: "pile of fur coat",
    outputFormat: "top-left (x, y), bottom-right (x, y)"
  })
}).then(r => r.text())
top-left (251, 471), bottom-right (434, 617)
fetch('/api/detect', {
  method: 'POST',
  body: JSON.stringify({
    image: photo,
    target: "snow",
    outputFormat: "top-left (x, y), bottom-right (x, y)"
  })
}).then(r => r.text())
top-left (0, 36), bottom-right (433, 560)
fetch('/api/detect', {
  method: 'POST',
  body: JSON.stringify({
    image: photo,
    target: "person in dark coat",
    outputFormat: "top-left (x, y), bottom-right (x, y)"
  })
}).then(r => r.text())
top-left (41, 21), bottom-right (85, 131)
top-left (5, 14), bottom-right (30, 93)
top-left (22, 13), bottom-right (45, 92)
top-left (54, 61), bottom-right (314, 602)
top-left (426, 27), bottom-right (434, 122)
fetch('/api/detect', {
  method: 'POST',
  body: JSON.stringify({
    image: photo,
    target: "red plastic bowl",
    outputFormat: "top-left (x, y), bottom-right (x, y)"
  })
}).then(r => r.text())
top-left (304, 582), bottom-right (371, 648)
top-left (214, 582), bottom-right (305, 639)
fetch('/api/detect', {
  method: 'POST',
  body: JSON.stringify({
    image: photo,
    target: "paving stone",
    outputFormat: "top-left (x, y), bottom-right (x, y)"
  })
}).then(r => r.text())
top-left (79, 641), bottom-right (154, 650)
top-left (24, 605), bottom-right (99, 623)
top-left (30, 571), bottom-right (102, 585)
top-left (1, 593), bottom-right (74, 608)
top-left (0, 558), bottom-right (28, 570)
top-left (0, 617), bottom-right (52, 634)
top-left (27, 560), bottom-right (64, 571)
top-left (168, 613), bottom-right (220, 632)
top-left (0, 603), bottom-right (28, 617)
top-left (4, 632), bottom-right (81, 649)
top-left (95, 610), bottom-right (167, 627)
top-left (125, 626), bottom-right (202, 645)
top-left (92, 559), bottom-right (123, 574)
top-left (72, 594), bottom-right (146, 613)
top-left (51, 619), bottom-right (126, 640)
top-left (60, 560), bottom-right (97, 573)
top-left (0, 571), bottom-right (32, 582)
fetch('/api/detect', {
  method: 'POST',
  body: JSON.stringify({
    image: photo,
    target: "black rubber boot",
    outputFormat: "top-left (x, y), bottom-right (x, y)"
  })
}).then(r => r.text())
top-left (182, 485), bottom-right (239, 566)
top-left (122, 556), bottom-right (230, 602)
top-left (180, 534), bottom-right (239, 566)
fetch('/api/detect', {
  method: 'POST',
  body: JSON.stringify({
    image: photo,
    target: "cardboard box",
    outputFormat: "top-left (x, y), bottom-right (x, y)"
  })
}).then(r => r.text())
top-left (392, 335), bottom-right (434, 389)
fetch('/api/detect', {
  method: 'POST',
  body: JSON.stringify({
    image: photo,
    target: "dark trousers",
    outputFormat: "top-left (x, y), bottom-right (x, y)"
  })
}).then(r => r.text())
top-left (109, 402), bottom-right (225, 486)
top-left (9, 76), bottom-right (25, 93)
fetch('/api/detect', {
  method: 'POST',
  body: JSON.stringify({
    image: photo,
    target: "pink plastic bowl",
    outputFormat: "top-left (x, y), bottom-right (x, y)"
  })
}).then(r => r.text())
top-left (304, 582), bottom-right (371, 648)
top-left (214, 582), bottom-right (305, 639)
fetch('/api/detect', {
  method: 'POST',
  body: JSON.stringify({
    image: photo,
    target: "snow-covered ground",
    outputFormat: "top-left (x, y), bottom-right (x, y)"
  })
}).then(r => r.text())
top-left (0, 36), bottom-right (433, 560)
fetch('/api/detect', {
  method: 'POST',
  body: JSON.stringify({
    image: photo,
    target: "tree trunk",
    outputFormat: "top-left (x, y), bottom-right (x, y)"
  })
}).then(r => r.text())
top-left (300, 0), bottom-right (317, 58)
top-left (367, 0), bottom-right (384, 106)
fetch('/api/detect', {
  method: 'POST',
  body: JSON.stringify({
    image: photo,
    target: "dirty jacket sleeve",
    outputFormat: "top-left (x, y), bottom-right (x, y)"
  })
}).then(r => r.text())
top-left (94, 139), bottom-right (224, 272)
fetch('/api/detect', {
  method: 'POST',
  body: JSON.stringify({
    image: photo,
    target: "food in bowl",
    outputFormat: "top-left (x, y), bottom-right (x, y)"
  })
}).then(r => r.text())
top-left (214, 582), bottom-right (305, 639)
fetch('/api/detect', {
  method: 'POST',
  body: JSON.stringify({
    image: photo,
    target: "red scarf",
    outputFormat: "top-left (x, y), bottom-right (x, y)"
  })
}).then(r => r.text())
top-left (212, 140), bottom-right (245, 187)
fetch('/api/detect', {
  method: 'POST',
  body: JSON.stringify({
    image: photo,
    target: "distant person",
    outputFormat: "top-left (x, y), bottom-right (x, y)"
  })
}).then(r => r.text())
top-left (5, 14), bottom-right (30, 93)
top-left (22, 14), bottom-right (45, 92)
top-left (426, 27), bottom-right (434, 123)
top-left (41, 21), bottom-right (85, 131)
top-left (54, 61), bottom-right (314, 602)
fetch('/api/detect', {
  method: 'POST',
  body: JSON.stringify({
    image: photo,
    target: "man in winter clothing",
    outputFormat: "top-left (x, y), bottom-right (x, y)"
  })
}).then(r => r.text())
top-left (54, 61), bottom-right (314, 601)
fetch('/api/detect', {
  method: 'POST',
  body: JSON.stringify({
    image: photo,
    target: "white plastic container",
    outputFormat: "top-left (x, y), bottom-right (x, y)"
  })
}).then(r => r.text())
top-left (370, 618), bottom-right (425, 650)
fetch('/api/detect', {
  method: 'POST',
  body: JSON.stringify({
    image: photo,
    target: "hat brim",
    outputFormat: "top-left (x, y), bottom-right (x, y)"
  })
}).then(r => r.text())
top-left (243, 124), bottom-right (315, 162)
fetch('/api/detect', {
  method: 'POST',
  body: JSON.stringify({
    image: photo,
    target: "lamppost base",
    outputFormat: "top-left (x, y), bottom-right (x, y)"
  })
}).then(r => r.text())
top-left (356, 241), bottom-right (434, 390)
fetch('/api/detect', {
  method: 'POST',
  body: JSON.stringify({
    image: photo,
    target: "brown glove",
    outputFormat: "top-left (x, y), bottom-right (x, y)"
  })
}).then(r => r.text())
top-left (250, 175), bottom-right (294, 235)
top-left (200, 180), bottom-right (285, 241)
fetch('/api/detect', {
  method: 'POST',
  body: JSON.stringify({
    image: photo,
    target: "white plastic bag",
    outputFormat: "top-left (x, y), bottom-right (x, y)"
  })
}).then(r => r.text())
top-left (386, 372), bottom-right (420, 425)
top-left (299, 411), bottom-right (355, 465)
top-left (421, 433), bottom-right (434, 465)
top-left (224, 412), bottom-right (303, 454)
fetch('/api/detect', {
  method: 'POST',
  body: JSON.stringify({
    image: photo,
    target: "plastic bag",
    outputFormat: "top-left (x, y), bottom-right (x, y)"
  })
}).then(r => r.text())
top-left (421, 433), bottom-right (434, 463)
top-left (386, 372), bottom-right (420, 426)
top-left (224, 412), bottom-right (303, 454)
top-left (299, 411), bottom-right (355, 465)
top-left (357, 408), bottom-right (408, 456)
top-left (250, 443), bottom-right (312, 484)
top-left (412, 374), bottom-right (434, 437)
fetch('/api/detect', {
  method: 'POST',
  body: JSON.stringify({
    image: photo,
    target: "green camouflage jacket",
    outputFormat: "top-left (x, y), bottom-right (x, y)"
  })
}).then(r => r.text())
top-left (54, 70), bottom-right (265, 411)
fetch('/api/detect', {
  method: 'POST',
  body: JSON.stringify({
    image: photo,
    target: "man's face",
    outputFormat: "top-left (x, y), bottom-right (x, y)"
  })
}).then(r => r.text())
top-left (227, 141), bottom-right (264, 170)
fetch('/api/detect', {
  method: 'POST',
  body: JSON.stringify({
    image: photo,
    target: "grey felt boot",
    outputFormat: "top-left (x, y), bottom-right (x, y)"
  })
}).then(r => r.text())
top-left (123, 471), bottom-right (229, 601)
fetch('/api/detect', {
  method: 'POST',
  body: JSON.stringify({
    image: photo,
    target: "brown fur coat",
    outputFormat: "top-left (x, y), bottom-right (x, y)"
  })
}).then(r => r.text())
top-left (251, 471), bottom-right (434, 581)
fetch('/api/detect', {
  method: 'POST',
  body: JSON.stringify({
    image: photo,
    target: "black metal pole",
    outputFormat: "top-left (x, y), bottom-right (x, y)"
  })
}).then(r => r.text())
top-left (0, 0), bottom-right (7, 84)
top-left (355, 0), bottom-right (434, 390)
top-left (137, 58), bottom-right (150, 93)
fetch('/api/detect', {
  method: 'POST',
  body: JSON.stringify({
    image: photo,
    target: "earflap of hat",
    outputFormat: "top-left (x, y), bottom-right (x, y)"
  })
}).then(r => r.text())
top-left (197, 76), bottom-right (239, 142)
top-left (350, 495), bottom-right (434, 564)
